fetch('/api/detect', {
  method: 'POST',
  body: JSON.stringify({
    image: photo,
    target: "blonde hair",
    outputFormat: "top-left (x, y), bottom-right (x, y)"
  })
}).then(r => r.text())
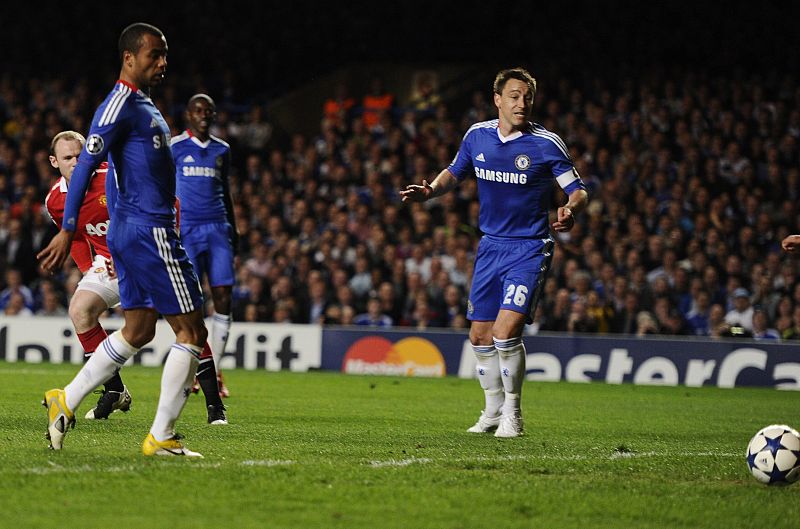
top-left (50, 131), bottom-right (86, 155)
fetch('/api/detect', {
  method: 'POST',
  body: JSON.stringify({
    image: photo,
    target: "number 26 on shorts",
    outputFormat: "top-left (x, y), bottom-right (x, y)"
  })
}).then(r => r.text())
top-left (503, 284), bottom-right (528, 307)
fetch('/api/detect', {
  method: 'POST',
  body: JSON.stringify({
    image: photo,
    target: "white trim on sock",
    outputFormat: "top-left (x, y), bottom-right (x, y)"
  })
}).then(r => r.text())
top-left (64, 332), bottom-right (140, 411)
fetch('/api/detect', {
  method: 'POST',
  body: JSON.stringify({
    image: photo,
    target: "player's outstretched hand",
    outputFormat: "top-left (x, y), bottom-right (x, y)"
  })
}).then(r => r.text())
top-left (782, 234), bottom-right (800, 253)
top-left (37, 230), bottom-right (73, 274)
top-left (551, 206), bottom-right (575, 232)
top-left (400, 180), bottom-right (433, 202)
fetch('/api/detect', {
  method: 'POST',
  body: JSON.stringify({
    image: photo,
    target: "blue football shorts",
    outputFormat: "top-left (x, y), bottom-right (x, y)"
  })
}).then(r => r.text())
top-left (467, 235), bottom-right (554, 323)
top-left (180, 222), bottom-right (236, 287)
top-left (108, 221), bottom-right (203, 314)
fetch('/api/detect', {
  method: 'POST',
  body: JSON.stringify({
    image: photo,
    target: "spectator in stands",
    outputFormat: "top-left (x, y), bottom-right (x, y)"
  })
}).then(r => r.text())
top-left (376, 281), bottom-right (402, 324)
top-left (724, 288), bottom-right (755, 332)
top-left (4, 291), bottom-right (33, 316)
top-left (585, 290), bottom-right (613, 333)
top-left (354, 295), bottom-right (393, 327)
top-left (0, 268), bottom-right (34, 311)
top-left (362, 77), bottom-right (394, 132)
top-left (2, 218), bottom-right (37, 284)
top-left (636, 311), bottom-right (659, 336)
top-left (610, 289), bottom-right (640, 334)
top-left (410, 72), bottom-right (441, 116)
top-left (685, 289), bottom-right (712, 336)
top-left (340, 305), bottom-right (356, 326)
top-left (323, 82), bottom-right (355, 130)
top-left (782, 305), bottom-right (800, 340)
top-left (305, 279), bottom-right (330, 324)
top-left (567, 299), bottom-right (598, 334)
top-left (230, 105), bottom-right (272, 155)
top-left (751, 308), bottom-right (781, 340)
top-left (36, 290), bottom-right (67, 316)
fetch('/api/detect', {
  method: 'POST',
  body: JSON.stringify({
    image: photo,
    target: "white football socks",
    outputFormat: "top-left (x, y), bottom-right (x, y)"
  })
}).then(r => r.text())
top-left (473, 344), bottom-right (504, 418)
top-left (211, 313), bottom-right (232, 374)
top-left (149, 343), bottom-right (200, 441)
top-left (64, 331), bottom-right (138, 411)
top-left (493, 336), bottom-right (526, 416)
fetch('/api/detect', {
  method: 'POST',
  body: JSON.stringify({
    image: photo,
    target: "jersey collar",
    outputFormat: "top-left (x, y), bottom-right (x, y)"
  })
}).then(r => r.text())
top-left (497, 128), bottom-right (523, 143)
top-left (116, 79), bottom-right (148, 98)
top-left (59, 177), bottom-right (68, 193)
top-left (186, 129), bottom-right (211, 148)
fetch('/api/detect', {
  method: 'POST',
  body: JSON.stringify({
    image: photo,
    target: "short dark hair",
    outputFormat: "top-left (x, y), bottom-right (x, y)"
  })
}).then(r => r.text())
top-left (493, 67), bottom-right (537, 98)
top-left (118, 22), bottom-right (164, 62)
top-left (187, 93), bottom-right (216, 109)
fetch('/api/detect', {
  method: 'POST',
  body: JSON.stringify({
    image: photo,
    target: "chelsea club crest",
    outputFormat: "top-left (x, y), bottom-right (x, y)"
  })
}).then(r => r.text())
top-left (514, 154), bottom-right (531, 170)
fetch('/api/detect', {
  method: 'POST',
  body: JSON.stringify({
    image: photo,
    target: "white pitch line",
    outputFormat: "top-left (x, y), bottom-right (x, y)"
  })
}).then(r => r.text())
top-left (18, 451), bottom-right (740, 475)
top-left (369, 457), bottom-right (432, 468)
top-left (449, 451), bottom-right (740, 463)
top-left (241, 460), bottom-right (295, 467)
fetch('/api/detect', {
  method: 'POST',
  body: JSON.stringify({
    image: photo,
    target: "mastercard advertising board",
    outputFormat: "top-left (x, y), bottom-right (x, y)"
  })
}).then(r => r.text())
top-left (321, 329), bottom-right (468, 377)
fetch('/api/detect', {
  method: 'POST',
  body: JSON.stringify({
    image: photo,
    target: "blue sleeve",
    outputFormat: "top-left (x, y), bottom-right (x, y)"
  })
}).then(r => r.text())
top-left (540, 135), bottom-right (585, 195)
top-left (62, 101), bottom-right (130, 231)
top-left (105, 161), bottom-right (118, 215)
top-left (447, 131), bottom-right (474, 182)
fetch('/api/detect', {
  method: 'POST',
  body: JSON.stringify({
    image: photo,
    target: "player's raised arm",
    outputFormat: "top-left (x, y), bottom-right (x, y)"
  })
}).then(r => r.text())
top-left (400, 168), bottom-right (459, 202)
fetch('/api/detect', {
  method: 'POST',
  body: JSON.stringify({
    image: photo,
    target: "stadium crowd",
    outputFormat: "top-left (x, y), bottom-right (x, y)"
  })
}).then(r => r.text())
top-left (1, 67), bottom-right (800, 340)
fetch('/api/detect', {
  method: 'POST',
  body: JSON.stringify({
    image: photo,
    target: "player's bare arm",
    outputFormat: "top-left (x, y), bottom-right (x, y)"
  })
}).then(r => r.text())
top-left (400, 168), bottom-right (458, 202)
top-left (37, 229), bottom-right (75, 273)
top-left (551, 188), bottom-right (588, 233)
top-left (781, 235), bottom-right (800, 253)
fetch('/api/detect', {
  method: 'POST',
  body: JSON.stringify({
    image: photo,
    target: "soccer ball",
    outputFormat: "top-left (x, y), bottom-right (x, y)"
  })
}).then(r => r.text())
top-left (746, 424), bottom-right (800, 485)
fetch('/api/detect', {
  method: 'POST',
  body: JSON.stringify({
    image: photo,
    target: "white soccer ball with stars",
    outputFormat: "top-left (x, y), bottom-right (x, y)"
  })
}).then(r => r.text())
top-left (746, 424), bottom-right (800, 485)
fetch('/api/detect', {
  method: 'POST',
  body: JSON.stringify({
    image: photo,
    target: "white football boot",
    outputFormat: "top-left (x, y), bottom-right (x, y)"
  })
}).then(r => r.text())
top-left (467, 411), bottom-right (501, 433)
top-left (494, 411), bottom-right (523, 438)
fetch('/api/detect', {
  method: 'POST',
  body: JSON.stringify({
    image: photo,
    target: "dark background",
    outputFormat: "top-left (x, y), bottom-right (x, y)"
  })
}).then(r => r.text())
top-left (8, 1), bottom-right (799, 104)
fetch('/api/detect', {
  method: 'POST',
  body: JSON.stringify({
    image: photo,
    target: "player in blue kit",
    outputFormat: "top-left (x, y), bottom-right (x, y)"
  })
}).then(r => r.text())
top-left (38, 23), bottom-right (208, 456)
top-left (172, 93), bottom-right (238, 411)
top-left (401, 68), bottom-right (588, 438)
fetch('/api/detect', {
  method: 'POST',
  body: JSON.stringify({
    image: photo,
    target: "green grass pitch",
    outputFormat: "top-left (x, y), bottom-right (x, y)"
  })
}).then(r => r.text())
top-left (1, 361), bottom-right (798, 529)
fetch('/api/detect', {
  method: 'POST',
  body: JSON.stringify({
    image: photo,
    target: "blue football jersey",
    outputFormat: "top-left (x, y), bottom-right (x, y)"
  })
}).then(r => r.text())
top-left (63, 80), bottom-right (176, 230)
top-left (448, 120), bottom-right (585, 239)
top-left (171, 131), bottom-right (232, 225)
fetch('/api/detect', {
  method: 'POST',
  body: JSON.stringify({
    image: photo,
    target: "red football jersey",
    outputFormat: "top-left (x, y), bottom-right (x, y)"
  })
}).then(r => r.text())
top-left (45, 163), bottom-right (111, 273)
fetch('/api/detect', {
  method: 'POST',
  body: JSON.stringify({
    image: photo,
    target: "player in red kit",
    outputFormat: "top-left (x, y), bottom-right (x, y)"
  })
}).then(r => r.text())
top-left (45, 130), bottom-right (228, 425)
top-left (46, 130), bottom-right (131, 420)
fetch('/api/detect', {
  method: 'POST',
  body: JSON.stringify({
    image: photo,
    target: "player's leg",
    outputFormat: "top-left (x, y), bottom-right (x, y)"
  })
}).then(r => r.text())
top-left (181, 225), bottom-right (221, 397)
top-left (142, 309), bottom-right (207, 457)
top-left (210, 285), bottom-right (232, 396)
top-left (44, 307), bottom-right (156, 449)
top-left (68, 307), bottom-right (157, 410)
top-left (465, 238), bottom-right (504, 432)
top-left (492, 309), bottom-right (528, 438)
top-left (207, 222), bottom-right (236, 396)
top-left (197, 340), bottom-right (227, 424)
top-left (492, 238), bottom-right (554, 438)
top-left (70, 264), bottom-right (132, 419)
top-left (466, 319), bottom-right (504, 433)
top-left (138, 225), bottom-right (207, 456)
